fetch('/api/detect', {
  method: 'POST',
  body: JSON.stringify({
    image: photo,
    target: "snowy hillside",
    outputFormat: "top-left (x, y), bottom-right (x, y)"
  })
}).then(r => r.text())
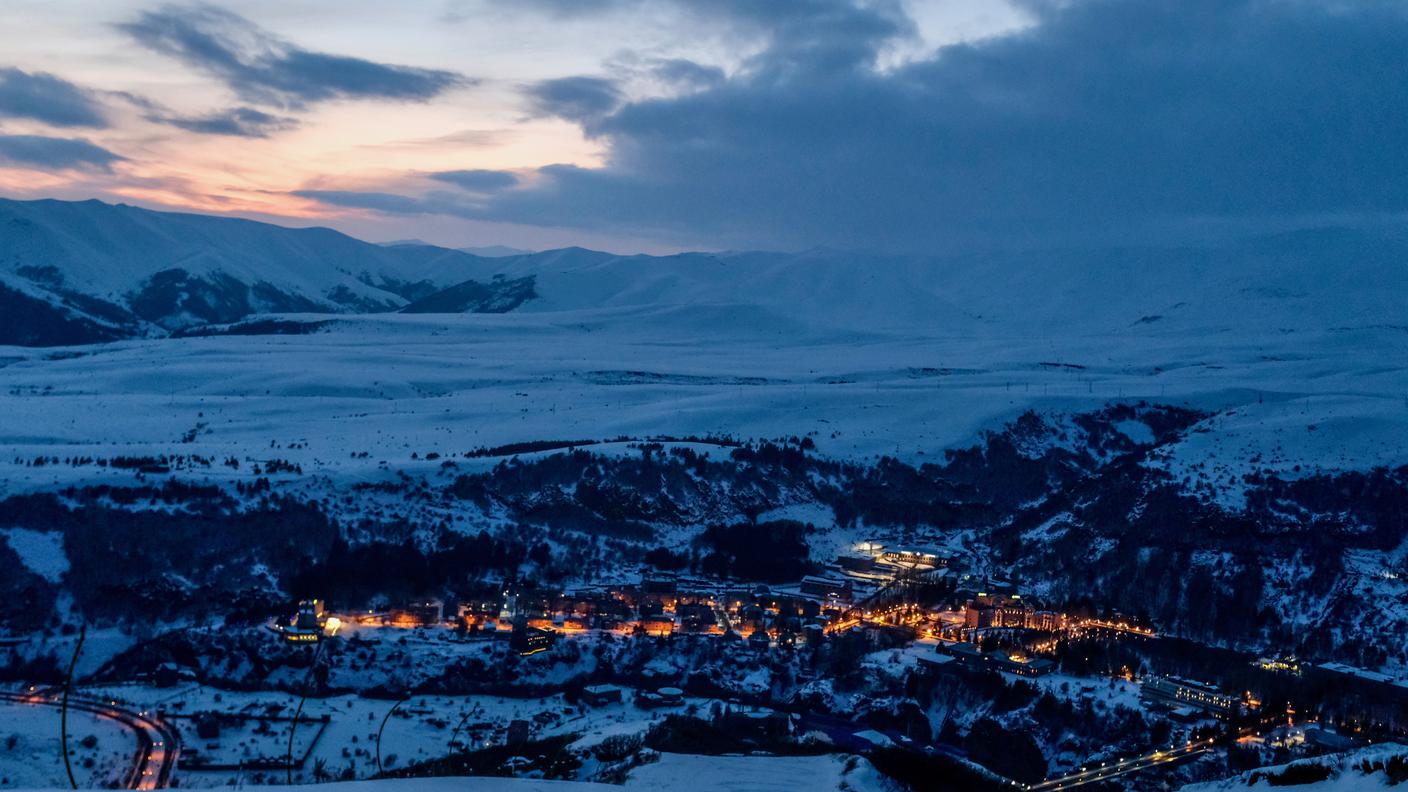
top-left (417, 229), bottom-right (1408, 336)
top-left (0, 198), bottom-right (521, 339)
top-left (0, 755), bottom-right (887, 792)
top-left (1182, 744), bottom-right (1408, 790)
top-left (4, 198), bottom-right (1407, 344)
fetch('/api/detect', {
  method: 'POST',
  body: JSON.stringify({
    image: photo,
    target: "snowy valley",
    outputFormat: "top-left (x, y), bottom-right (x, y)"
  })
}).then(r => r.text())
top-left (1, 199), bottom-right (1406, 791)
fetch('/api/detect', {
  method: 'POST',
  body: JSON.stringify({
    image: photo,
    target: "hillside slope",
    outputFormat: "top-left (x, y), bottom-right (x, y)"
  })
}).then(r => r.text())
top-left (0, 198), bottom-right (514, 340)
top-left (481, 230), bottom-right (1408, 335)
top-left (5, 198), bottom-right (1407, 346)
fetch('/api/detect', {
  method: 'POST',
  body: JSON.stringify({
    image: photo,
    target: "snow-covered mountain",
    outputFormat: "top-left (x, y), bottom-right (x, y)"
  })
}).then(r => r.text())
top-left (0, 198), bottom-right (528, 342)
top-left (487, 229), bottom-right (1408, 335)
top-left (3, 197), bottom-right (1406, 346)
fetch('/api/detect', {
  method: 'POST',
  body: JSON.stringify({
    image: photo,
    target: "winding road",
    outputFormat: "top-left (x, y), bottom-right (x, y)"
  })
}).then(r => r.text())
top-left (0, 689), bottom-right (180, 789)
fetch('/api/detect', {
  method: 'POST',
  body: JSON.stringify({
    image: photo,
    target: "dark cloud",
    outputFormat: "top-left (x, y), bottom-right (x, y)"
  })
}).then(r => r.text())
top-left (118, 4), bottom-right (467, 110)
top-left (148, 106), bottom-right (296, 137)
top-left (0, 67), bottom-right (108, 127)
top-left (294, 189), bottom-right (474, 217)
top-left (0, 134), bottom-right (124, 171)
top-left (451, 0), bottom-right (1408, 251)
top-left (430, 169), bottom-right (520, 192)
top-left (702, 0), bottom-right (914, 77)
top-left (508, 0), bottom-right (913, 76)
top-left (649, 59), bottom-right (725, 91)
top-left (526, 76), bottom-right (622, 125)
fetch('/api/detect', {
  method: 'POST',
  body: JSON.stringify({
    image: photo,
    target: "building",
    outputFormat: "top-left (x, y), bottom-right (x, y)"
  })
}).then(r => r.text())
top-left (282, 599), bottom-right (328, 643)
top-left (963, 591), bottom-right (1053, 628)
top-left (964, 606), bottom-right (996, 629)
top-left (510, 617), bottom-right (556, 655)
top-left (640, 615), bottom-right (675, 637)
top-left (988, 650), bottom-right (1055, 677)
top-left (1254, 655), bottom-right (1303, 675)
top-left (636, 686), bottom-right (685, 708)
top-left (676, 602), bottom-right (716, 632)
top-left (1314, 662), bottom-right (1408, 691)
top-left (800, 575), bottom-right (854, 603)
top-left (937, 640), bottom-right (985, 664)
top-left (836, 554), bottom-right (877, 573)
top-left (642, 575), bottom-right (678, 595)
top-left (996, 601), bottom-right (1030, 628)
top-left (880, 548), bottom-right (947, 568)
top-left (582, 685), bottom-right (624, 707)
top-left (457, 596), bottom-right (501, 625)
top-left (408, 599), bottom-right (444, 625)
top-left (854, 541), bottom-right (885, 557)
top-left (932, 640), bottom-right (1054, 677)
top-left (1140, 676), bottom-right (1239, 718)
top-left (963, 594), bottom-right (1037, 630)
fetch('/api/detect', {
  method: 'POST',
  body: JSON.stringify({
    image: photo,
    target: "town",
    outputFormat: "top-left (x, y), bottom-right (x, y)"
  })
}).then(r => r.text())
top-left (273, 543), bottom-right (1141, 663)
top-left (224, 540), bottom-right (1408, 789)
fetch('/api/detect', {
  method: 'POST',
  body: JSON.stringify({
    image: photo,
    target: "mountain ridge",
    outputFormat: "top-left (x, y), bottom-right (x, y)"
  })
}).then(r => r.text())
top-left (2, 196), bottom-right (1405, 346)
top-left (0, 197), bottom-right (523, 343)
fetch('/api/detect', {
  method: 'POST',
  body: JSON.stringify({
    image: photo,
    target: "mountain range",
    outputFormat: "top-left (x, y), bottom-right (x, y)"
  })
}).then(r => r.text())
top-left (2, 197), bottom-right (1406, 347)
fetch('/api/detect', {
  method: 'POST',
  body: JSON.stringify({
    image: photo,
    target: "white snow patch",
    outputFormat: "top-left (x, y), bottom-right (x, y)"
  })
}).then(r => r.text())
top-left (0, 527), bottom-right (68, 582)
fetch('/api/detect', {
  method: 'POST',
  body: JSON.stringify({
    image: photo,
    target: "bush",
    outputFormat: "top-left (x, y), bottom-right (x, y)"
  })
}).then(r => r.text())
top-left (592, 733), bottom-right (643, 762)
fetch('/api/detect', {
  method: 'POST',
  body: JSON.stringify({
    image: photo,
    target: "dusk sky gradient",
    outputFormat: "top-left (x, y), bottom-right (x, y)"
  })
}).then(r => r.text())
top-left (3, 0), bottom-right (1406, 253)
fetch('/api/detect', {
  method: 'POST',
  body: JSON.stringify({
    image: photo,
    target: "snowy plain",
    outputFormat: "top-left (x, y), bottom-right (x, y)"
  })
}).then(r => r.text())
top-left (1, 308), bottom-right (1403, 498)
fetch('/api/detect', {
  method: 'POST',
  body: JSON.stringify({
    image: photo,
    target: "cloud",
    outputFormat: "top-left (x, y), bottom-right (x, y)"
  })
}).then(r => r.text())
top-left (526, 76), bottom-right (622, 125)
top-left (118, 4), bottom-right (468, 110)
top-left (649, 59), bottom-right (725, 91)
top-left (506, 0), bottom-right (914, 76)
top-left (0, 67), bottom-right (108, 127)
top-left (0, 134), bottom-right (124, 171)
top-left (147, 105), bottom-right (296, 137)
top-left (704, 0), bottom-right (914, 77)
top-left (294, 189), bottom-right (472, 217)
top-left (443, 0), bottom-right (1408, 252)
top-left (430, 169), bottom-right (520, 192)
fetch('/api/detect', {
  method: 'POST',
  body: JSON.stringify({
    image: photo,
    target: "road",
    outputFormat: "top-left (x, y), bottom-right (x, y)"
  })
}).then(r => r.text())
top-left (1025, 737), bottom-right (1216, 791)
top-left (0, 689), bottom-right (180, 789)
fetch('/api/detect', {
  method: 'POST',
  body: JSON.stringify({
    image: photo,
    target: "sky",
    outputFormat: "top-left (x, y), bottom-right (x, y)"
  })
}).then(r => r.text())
top-left (1, 0), bottom-right (1407, 254)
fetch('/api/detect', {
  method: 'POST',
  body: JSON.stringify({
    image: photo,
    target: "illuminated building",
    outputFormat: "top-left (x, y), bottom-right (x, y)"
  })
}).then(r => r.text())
top-left (1140, 676), bottom-right (1239, 718)
top-left (932, 640), bottom-right (1054, 676)
top-left (879, 548), bottom-right (947, 568)
top-left (510, 619), bottom-right (556, 655)
top-left (963, 593), bottom-right (1034, 629)
top-left (1026, 610), bottom-right (1064, 632)
top-left (676, 602), bottom-right (715, 632)
top-left (1254, 655), bottom-right (1302, 675)
top-left (281, 599), bottom-right (329, 643)
top-left (800, 575), bottom-right (854, 603)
